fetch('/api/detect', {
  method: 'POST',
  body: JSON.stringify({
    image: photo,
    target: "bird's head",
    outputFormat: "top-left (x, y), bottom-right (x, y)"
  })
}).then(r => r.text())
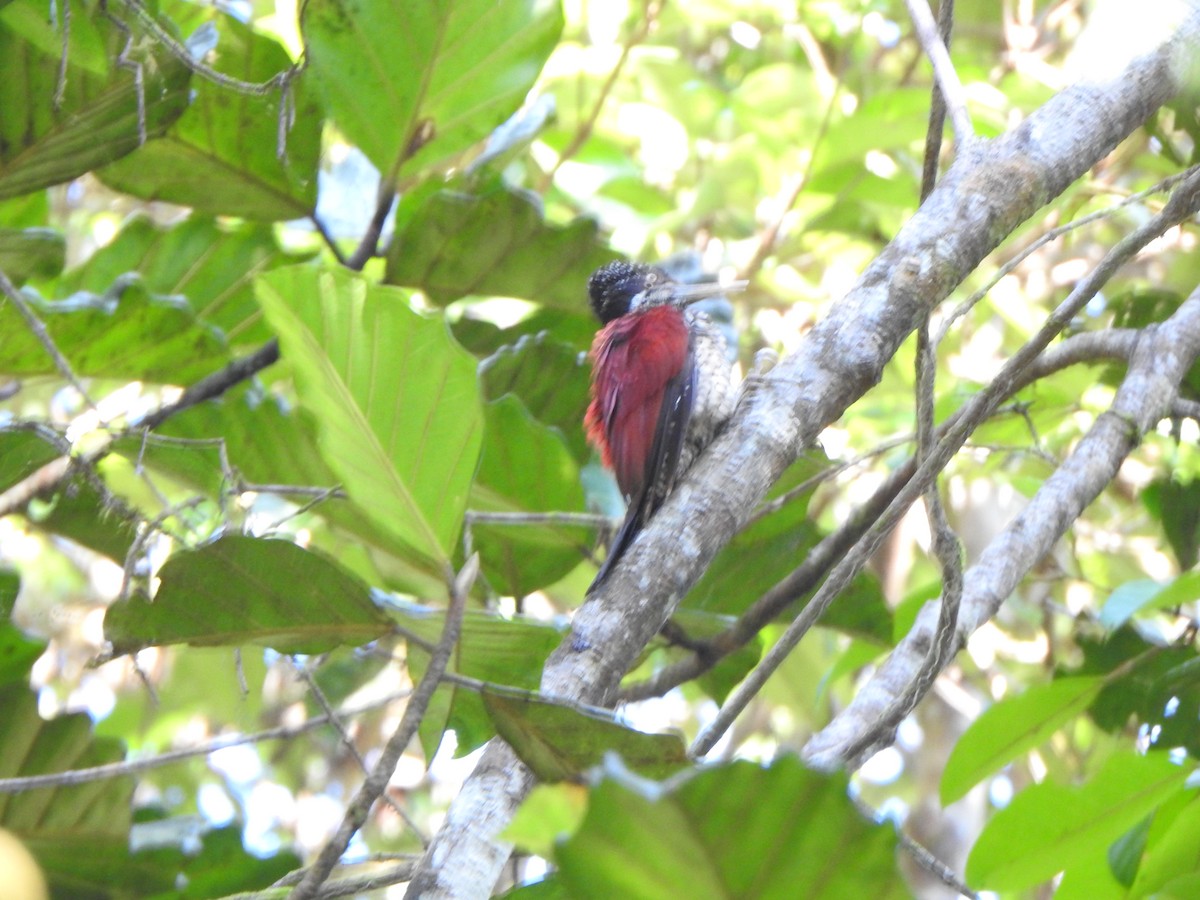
top-left (588, 260), bottom-right (746, 324)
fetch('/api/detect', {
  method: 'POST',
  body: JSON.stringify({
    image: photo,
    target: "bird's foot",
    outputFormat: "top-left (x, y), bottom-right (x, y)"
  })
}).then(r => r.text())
top-left (736, 348), bottom-right (779, 412)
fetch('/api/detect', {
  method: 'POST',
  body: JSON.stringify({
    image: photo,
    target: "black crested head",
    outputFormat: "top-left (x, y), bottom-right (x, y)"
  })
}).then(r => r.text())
top-left (587, 261), bottom-right (670, 323)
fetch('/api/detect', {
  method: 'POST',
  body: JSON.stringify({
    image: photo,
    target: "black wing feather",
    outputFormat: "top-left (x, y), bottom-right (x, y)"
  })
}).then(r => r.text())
top-left (591, 338), bottom-right (696, 589)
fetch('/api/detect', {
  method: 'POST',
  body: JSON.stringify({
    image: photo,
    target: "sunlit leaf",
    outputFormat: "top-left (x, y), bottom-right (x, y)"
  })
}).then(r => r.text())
top-left (302, 0), bottom-right (562, 180)
top-left (941, 677), bottom-right (1105, 805)
top-left (966, 752), bottom-right (1189, 892)
top-left (105, 536), bottom-right (391, 653)
top-left (386, 181), bottom-right (617, 308)
top-left (256, 265), bottom-right (483, 572)
top-left (0, 0), bottom-right (190, 200)
top-left (98, 18), bottom-right (321, 221)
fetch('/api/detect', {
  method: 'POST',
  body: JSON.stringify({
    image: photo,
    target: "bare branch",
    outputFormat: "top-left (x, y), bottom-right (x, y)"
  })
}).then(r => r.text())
top-left (806, 283), bottom-right (1200, 769)
top-left (691, 166), bottom-right (1200, 760)
top-left (414, 17), bottom-right (1200, 894)
top-left (0, 690), bottom-right (410, 794)
top-left (905, 0), bottom-right (974, 145)
top-left (289, 555), bottom-right (477, 899)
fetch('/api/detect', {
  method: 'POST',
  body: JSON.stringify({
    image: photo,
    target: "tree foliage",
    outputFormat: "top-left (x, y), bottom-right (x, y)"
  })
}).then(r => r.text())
top-left (2, 0), bottom-right (1200, 897)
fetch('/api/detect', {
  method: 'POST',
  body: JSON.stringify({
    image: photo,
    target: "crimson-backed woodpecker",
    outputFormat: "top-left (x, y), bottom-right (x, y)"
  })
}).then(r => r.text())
top-left (585, 260), bottom-right (740, 587)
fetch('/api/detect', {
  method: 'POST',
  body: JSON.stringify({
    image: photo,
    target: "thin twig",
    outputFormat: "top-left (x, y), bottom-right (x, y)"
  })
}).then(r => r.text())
top-left (535, 0), bottom-right (660, 194)
top-left (292, 661), bottom-right (429, 845)
top-left (345, 187), bottom-right (397, 271)
top-left (905, 0), bottom-right (973, 145)
top-left (0, 269), bottom-right (98, 408)
top-left (54, 0), bottom-right (70, 109)
top-left (273, 861), bottom-right (418, 895)
top-left (917, 0), bottom-right (954, 195)
top-left (117, 0), bottom-right (299, 97)
top-left (852, 796), bottom-right (978, 899)
top-left (464, 510), bottom-right (611, 528)
top-left (0, 690), bottom-right (411, 793)
top-left (288, 555), bottom-right (479, 899)
top-left (309, 214), bottom-right (350, 266)
top-left (935, 168), bottom-right (1197, 346)
top-left (690, 168), bottom-right (1200, 759)
top-left (135, 339), bottom-right (280, 430)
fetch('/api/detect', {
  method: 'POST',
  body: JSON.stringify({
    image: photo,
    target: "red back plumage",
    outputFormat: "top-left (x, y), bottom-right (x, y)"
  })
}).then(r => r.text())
top-left (585, 304), bottom-right (690, 500)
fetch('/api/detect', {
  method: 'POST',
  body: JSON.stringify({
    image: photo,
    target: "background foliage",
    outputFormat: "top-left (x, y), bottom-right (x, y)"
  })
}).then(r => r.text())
top-left (1, 0), bottom-right (1199, 897)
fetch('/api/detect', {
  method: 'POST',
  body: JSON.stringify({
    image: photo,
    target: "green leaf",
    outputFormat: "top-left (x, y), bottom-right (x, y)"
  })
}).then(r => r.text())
top-left (504, 783), bottom-right (588, 859)
top-left (255, 266), bottom-right (483, 572)
top-left (0, 283), bottom-right (229, 383)
top-left (478, 332), bottom-right (592, 462)
top-left (0, 0), bottom-right (191, 200)
top-left (471, 397), bottom-right (588, 596)
top-left (1099, 573), bottom-right (1200, 630)
top-left (965, 752), bottom-right (1190, 891)
top-left (98, 18), bottom-right (321, 221)
top-left (1143, 477), bottom-right (1200, 570)
top-left (104, 536), bottom-right (391, 654)
top-left (1126, 790), bottom-right (1200, 897)
top-left (483, 690), bottom-right (688, 783)
top-left (555, 759), bottom-right (905, 900)
top-left (0, 683), bottom-right (153, 896)
top-left (0, 228), bottom-right (64, 282)
top-left (24, 480), bottom-right (139, 561)
top-left (1078, 627), bottom-right (1200, 758)
top-left (302, 0), bottom-right (562, 180)
top-left (940, 676), bottom-right (1105, 805)
top-left (57, 215), bottom-right (311, 349)
top-left (0, 571), bottom-right (44, 688)
top-left (684, 452), bottom-right (894, 644)
top-left (386, 182), bottom-right (617, 308)
top-left (394, 601), bottom-right (561, 758)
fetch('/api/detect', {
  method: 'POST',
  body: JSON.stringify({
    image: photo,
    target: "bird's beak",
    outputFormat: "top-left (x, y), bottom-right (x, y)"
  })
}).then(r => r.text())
top-left (672, 280), bottom-right (748, 306)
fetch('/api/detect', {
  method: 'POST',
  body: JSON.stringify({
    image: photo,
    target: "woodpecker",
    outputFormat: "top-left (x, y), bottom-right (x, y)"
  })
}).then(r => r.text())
top-left (585, 260), bottom-right (740, 587)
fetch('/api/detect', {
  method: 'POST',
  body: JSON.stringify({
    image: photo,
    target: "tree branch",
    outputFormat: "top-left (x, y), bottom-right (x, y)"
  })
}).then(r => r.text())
top-left (411, 14), bottom-right (1200, 896)
top-left (805, 284), bottom-right (1200, 769)
top-left (289, 556), bottom-right (476, 899)
top-left (692, 165), bottom-right (1200, 759)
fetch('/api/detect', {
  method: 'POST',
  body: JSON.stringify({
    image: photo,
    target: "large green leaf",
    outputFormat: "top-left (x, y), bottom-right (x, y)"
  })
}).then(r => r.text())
top-left (394, 601), bottom-right (561, 758)
top-left (302, 0), bottom-right (562, 181)
top-left (0, 0), bottom-right (191, 200)
top-left (0, 282), bottom-right (228, 383)
top-left (0, 228), bottom-right (64, 283)
top-left (0, 570), bottom-right (44, 688)
top-left (478, 332), bottom-right (592, 462)
top-left (484, 690), bottom-right (688, 782)
top-left (966, 752), bottom-right (1190, 892)
top-left (104, 535), bottom-right (392, 654)
top-left (386, 182), bottom-right (617, 309)
top-left (940, 676), bottom-right (1105, 805)
top-left (1078, 627), bottom-right (1200, 758)
top-left (255, 266), bottom-right (483, 573)
top-left (98, 17), bottom-right (321, 221)
top-left (0, 683), bottom-right (148, 896)
top-left (554, 759), bottom-right (905, 900)
top-left (470, 397), bottom-right (588, 596)
top-left (57, 215), bottom-right (311, 348)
